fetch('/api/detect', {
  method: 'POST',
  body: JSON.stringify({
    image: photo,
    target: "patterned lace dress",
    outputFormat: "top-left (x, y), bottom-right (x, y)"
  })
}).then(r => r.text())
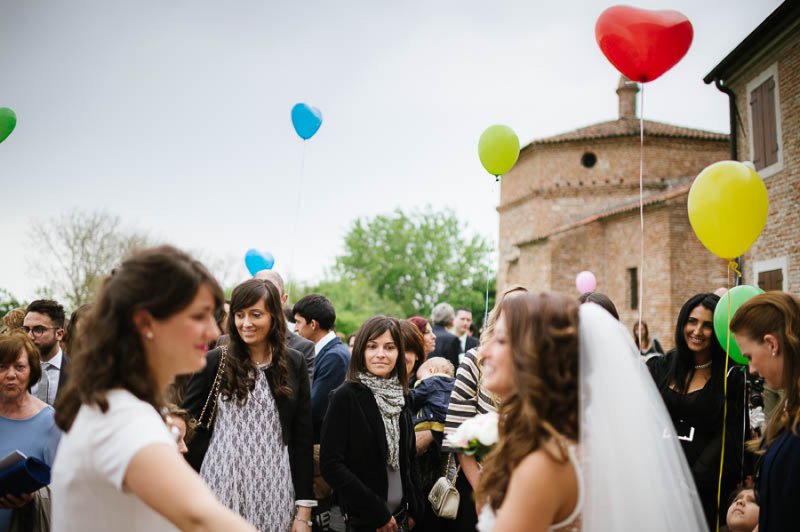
top-left (201, 368), bottom-right (294, 531)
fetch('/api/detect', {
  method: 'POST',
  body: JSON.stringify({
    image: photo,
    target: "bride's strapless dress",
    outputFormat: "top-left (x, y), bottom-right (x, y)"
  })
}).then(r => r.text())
top-left (476, 444), bottom-right (583, 532)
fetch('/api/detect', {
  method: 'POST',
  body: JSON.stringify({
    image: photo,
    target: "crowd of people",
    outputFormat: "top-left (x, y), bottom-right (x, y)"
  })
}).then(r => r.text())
top-left (1, 244), bottom-right (799, 531)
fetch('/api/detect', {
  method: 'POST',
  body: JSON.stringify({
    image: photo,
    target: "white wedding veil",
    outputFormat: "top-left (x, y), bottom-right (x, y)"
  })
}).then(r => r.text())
top-left (579, 303), bottom-right (708, 531)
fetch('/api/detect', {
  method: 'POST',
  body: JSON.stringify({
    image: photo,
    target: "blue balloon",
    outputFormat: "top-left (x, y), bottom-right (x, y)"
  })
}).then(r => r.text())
top-left (291, 103), bottom-right (323, 140)
top-left (244, 249), bottom-right (275, 276)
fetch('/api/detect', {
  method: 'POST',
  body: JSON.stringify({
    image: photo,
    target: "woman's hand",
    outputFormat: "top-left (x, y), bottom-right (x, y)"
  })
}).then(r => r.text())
top-left (291, 507), bottom-right (313, 532)
top-left (376, 516), bottom-right (399, 532)
top-left (408, 516), bottom-right (416, 529)
top-left (415, 430), bottom-right (434, 454)
top-left (0, 492), bottom-right (34, 509)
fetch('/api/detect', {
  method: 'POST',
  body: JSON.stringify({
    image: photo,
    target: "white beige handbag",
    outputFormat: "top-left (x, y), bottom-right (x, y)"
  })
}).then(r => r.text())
top-left (428, 453), bottom-right (460, 519)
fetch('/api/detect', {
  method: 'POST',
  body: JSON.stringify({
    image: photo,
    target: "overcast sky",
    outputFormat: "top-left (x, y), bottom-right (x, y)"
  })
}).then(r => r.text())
top-left (0, 0), bottom-right (782, 301)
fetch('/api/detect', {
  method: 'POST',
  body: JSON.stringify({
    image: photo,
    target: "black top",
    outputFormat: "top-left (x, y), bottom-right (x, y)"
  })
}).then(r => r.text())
top-left (431, 325), bottom-right (461, 368)
top-left (320, 381), bottom-right (423, 529)
top-left (758, 429), bottom-right (800, 531)
top-left (648, 352), bottom-right (748, 529)
top-left (182, 346), bottom-right (314, 500)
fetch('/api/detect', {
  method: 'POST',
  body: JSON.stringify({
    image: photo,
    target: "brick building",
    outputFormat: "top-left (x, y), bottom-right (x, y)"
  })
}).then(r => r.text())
top-left (704, 0), bottom-right (800, 295)
top-left (498, 77), bottom-right (730, 349)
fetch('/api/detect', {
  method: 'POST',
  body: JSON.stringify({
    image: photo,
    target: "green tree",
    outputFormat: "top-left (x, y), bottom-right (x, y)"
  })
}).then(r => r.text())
top-left (0, 288), bottom-right (27, 317)
top-left (296, 275), bottom-right (403, 336)
top-left (336, 207), bottom-right (495, 322)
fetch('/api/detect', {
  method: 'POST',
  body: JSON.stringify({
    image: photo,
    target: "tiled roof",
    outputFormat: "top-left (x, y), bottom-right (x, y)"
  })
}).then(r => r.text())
top-left (525, 118), bottom-right (728, 147)
top-left (515, 183), bottom-right (692, 247)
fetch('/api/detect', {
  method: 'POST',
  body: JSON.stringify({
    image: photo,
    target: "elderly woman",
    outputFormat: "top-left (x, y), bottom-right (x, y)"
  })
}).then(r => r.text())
top-left (0, 331), bottom-right (61, 531)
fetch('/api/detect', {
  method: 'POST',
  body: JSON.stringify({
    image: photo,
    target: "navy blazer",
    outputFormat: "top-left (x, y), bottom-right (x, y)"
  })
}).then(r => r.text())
top-left (311, 336), bottom-right (350, 443)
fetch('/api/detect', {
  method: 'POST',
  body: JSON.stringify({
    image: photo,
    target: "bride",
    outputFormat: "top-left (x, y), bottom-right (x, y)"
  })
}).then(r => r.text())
top-left (475, 292), bottom-right (707, 531)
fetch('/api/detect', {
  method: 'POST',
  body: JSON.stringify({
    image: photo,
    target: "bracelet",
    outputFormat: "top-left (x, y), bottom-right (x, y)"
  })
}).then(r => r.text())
top-left (295, 499), bottom-right (318, 508)
top-left (294, 517), bottom-right (313, 527)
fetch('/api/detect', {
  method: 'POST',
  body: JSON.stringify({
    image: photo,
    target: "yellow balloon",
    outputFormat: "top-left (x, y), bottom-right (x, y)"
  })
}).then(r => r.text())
top-left (478, 125), bottom-right (520, 177)
top-left (688, 161), bottom-right (768, 259)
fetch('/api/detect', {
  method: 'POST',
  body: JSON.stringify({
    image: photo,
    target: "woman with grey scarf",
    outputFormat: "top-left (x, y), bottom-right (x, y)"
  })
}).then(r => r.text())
top-left (320, 316), bottom-right (424, 532)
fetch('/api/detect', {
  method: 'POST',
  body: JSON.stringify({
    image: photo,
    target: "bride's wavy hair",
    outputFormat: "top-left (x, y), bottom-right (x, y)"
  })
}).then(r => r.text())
top-left (476, 292), bottom-right (580, 510)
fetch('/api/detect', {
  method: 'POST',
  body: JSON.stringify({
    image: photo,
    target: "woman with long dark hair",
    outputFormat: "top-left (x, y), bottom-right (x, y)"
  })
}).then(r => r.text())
top-left (648, 293), bottom-right (747, 530)
top-left (183, 278), bottom-right (313, 531)
top-left (320, 316), bottom-right (423, 531)
top-left (51, 246), bottom-right (254, 532)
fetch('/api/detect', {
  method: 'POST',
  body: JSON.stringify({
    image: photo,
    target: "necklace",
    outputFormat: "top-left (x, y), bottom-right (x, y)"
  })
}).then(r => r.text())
top-left (694, 361), bottom-right (712, 370)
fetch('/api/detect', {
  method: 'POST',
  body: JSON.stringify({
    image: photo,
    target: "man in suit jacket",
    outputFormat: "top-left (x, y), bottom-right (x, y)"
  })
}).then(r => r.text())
top-left (255, 271), bottom-right (316, 381)
top-left (455, 307), bottom-right (479, 354)
top-left (23, 299), bottom-right (70, 406)
top-left (293, 294), bottom-right (350, 444)
top-left (430, 302), bottom-right (461, 368)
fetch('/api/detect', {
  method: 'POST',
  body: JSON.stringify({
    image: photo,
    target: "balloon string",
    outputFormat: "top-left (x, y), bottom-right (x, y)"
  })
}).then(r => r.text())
top-left (484, 178), bottom-right (496, 328)
top-left (716, 262), bottom-right (734, 532)
top-left (637, 83), bottom-right (645, 351)
top-left (287, 140), bottom-right (307, 300)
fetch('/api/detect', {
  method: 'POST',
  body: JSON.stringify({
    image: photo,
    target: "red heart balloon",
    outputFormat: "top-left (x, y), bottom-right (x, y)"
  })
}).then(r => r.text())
top-left (595, 5), bottom-right (693, 83)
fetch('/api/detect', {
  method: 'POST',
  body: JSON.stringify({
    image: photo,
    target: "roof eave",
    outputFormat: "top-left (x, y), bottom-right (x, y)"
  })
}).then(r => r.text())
top-left (704, 1), bottom-right (800, 84)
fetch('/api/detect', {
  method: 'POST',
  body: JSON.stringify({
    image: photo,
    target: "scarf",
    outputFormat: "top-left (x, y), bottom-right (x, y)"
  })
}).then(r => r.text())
top-left (357, 372), bottom-right (405, 470)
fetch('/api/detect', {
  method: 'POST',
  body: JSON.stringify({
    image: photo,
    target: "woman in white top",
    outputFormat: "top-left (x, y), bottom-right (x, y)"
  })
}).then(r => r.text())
top-left (476, 294), bottom-right (707, 531)
top-left (51, 246), bottom-right (255, 532)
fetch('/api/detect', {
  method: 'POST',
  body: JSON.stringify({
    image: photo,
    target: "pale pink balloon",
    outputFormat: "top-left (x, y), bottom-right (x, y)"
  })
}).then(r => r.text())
top-left (575, 271), bottom-right (597, 294)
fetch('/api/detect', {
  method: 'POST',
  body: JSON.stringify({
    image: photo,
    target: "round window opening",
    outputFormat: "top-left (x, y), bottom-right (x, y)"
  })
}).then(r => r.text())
top-left (581, 152), bottom-right (597, 168)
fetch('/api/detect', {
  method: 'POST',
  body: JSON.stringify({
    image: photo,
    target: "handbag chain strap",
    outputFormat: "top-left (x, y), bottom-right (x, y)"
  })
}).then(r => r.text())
top-left (197, 345), bottom-right (227, 430)
top-left (444, 450), bottom-right (461, 485)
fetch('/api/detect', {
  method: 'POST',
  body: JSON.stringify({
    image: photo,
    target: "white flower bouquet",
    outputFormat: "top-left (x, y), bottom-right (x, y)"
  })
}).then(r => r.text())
top-left (445, 412), bottom-right (499, 459)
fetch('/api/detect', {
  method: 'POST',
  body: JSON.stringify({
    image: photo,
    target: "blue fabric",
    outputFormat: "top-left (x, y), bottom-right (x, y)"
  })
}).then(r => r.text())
top-left (311, 337), bottom-right (350, 443)
top-left (0, 406), bottom-right (61, 532)
top-left (758, 429), bottom-right (800, 532)
top-left (410, 376), bottom-right (454, 427)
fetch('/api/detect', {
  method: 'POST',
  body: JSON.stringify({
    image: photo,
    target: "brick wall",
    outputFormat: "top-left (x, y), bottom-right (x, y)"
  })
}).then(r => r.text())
top-left (727, 30), bottom-right (800, 293)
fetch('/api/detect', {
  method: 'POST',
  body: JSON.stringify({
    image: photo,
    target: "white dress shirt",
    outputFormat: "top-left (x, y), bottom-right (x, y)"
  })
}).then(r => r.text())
top-left (314, 331), bottom-right (337, 356)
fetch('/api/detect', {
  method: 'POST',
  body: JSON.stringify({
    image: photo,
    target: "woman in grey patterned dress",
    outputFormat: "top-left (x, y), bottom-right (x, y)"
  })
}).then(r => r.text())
top-left (186, 279), bottom-right (314, 532)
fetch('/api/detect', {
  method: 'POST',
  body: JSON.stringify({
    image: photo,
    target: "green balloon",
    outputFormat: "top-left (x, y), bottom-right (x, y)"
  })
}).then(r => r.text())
top-left (478, 124), bottom-right (520, 177)
top-left (714, 285), bottom-right (765, 365)
top-left (0, 108), bottom-right (17, 144)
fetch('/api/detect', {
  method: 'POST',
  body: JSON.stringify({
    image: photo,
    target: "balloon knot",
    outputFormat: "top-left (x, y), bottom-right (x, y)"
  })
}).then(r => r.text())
top-left (728, 260), bottom-right (743, 278)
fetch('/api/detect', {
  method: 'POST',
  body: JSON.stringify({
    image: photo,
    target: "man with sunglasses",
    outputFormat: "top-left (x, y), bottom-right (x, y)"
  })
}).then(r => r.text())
top-left (23, 299), bottom-right (69, 406)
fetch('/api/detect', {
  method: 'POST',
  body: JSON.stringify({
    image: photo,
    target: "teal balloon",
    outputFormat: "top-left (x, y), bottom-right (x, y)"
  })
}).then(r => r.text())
top-left (291, 103), bottom-right (322, 140)
top-left (244, 249), bottom-right (275, 275)
top-left (0, 108), bottom-right (17, 144)
top-left (714, 285), bottom-right (764, 365)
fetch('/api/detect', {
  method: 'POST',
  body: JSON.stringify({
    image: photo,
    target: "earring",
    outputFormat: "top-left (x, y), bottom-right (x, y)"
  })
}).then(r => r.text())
top-left (146, 331), bottom-right (154, 340)
top-left (772, 351), bottom-right (777, 357)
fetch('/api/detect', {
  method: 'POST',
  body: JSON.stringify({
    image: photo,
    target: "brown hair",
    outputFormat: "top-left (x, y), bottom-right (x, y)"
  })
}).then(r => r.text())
top-left (1, 308), bottom-right (26, 334)
top-left (223, 278), bottom-right (291, 402)
top-left (476, 292), bottom-right (580, 510)
top-left (166, 403), bottom-right (195, 443)
top-left (55, 246), bottom-right (224, 431)
top-left (347, 316), bottom-right (408, 392)
top-left (0, 331), bottom-right (42, 391)
top-left (730, 292), bottom-right (800, 447)
top-left (400, 320), bottom-right (426, 377)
